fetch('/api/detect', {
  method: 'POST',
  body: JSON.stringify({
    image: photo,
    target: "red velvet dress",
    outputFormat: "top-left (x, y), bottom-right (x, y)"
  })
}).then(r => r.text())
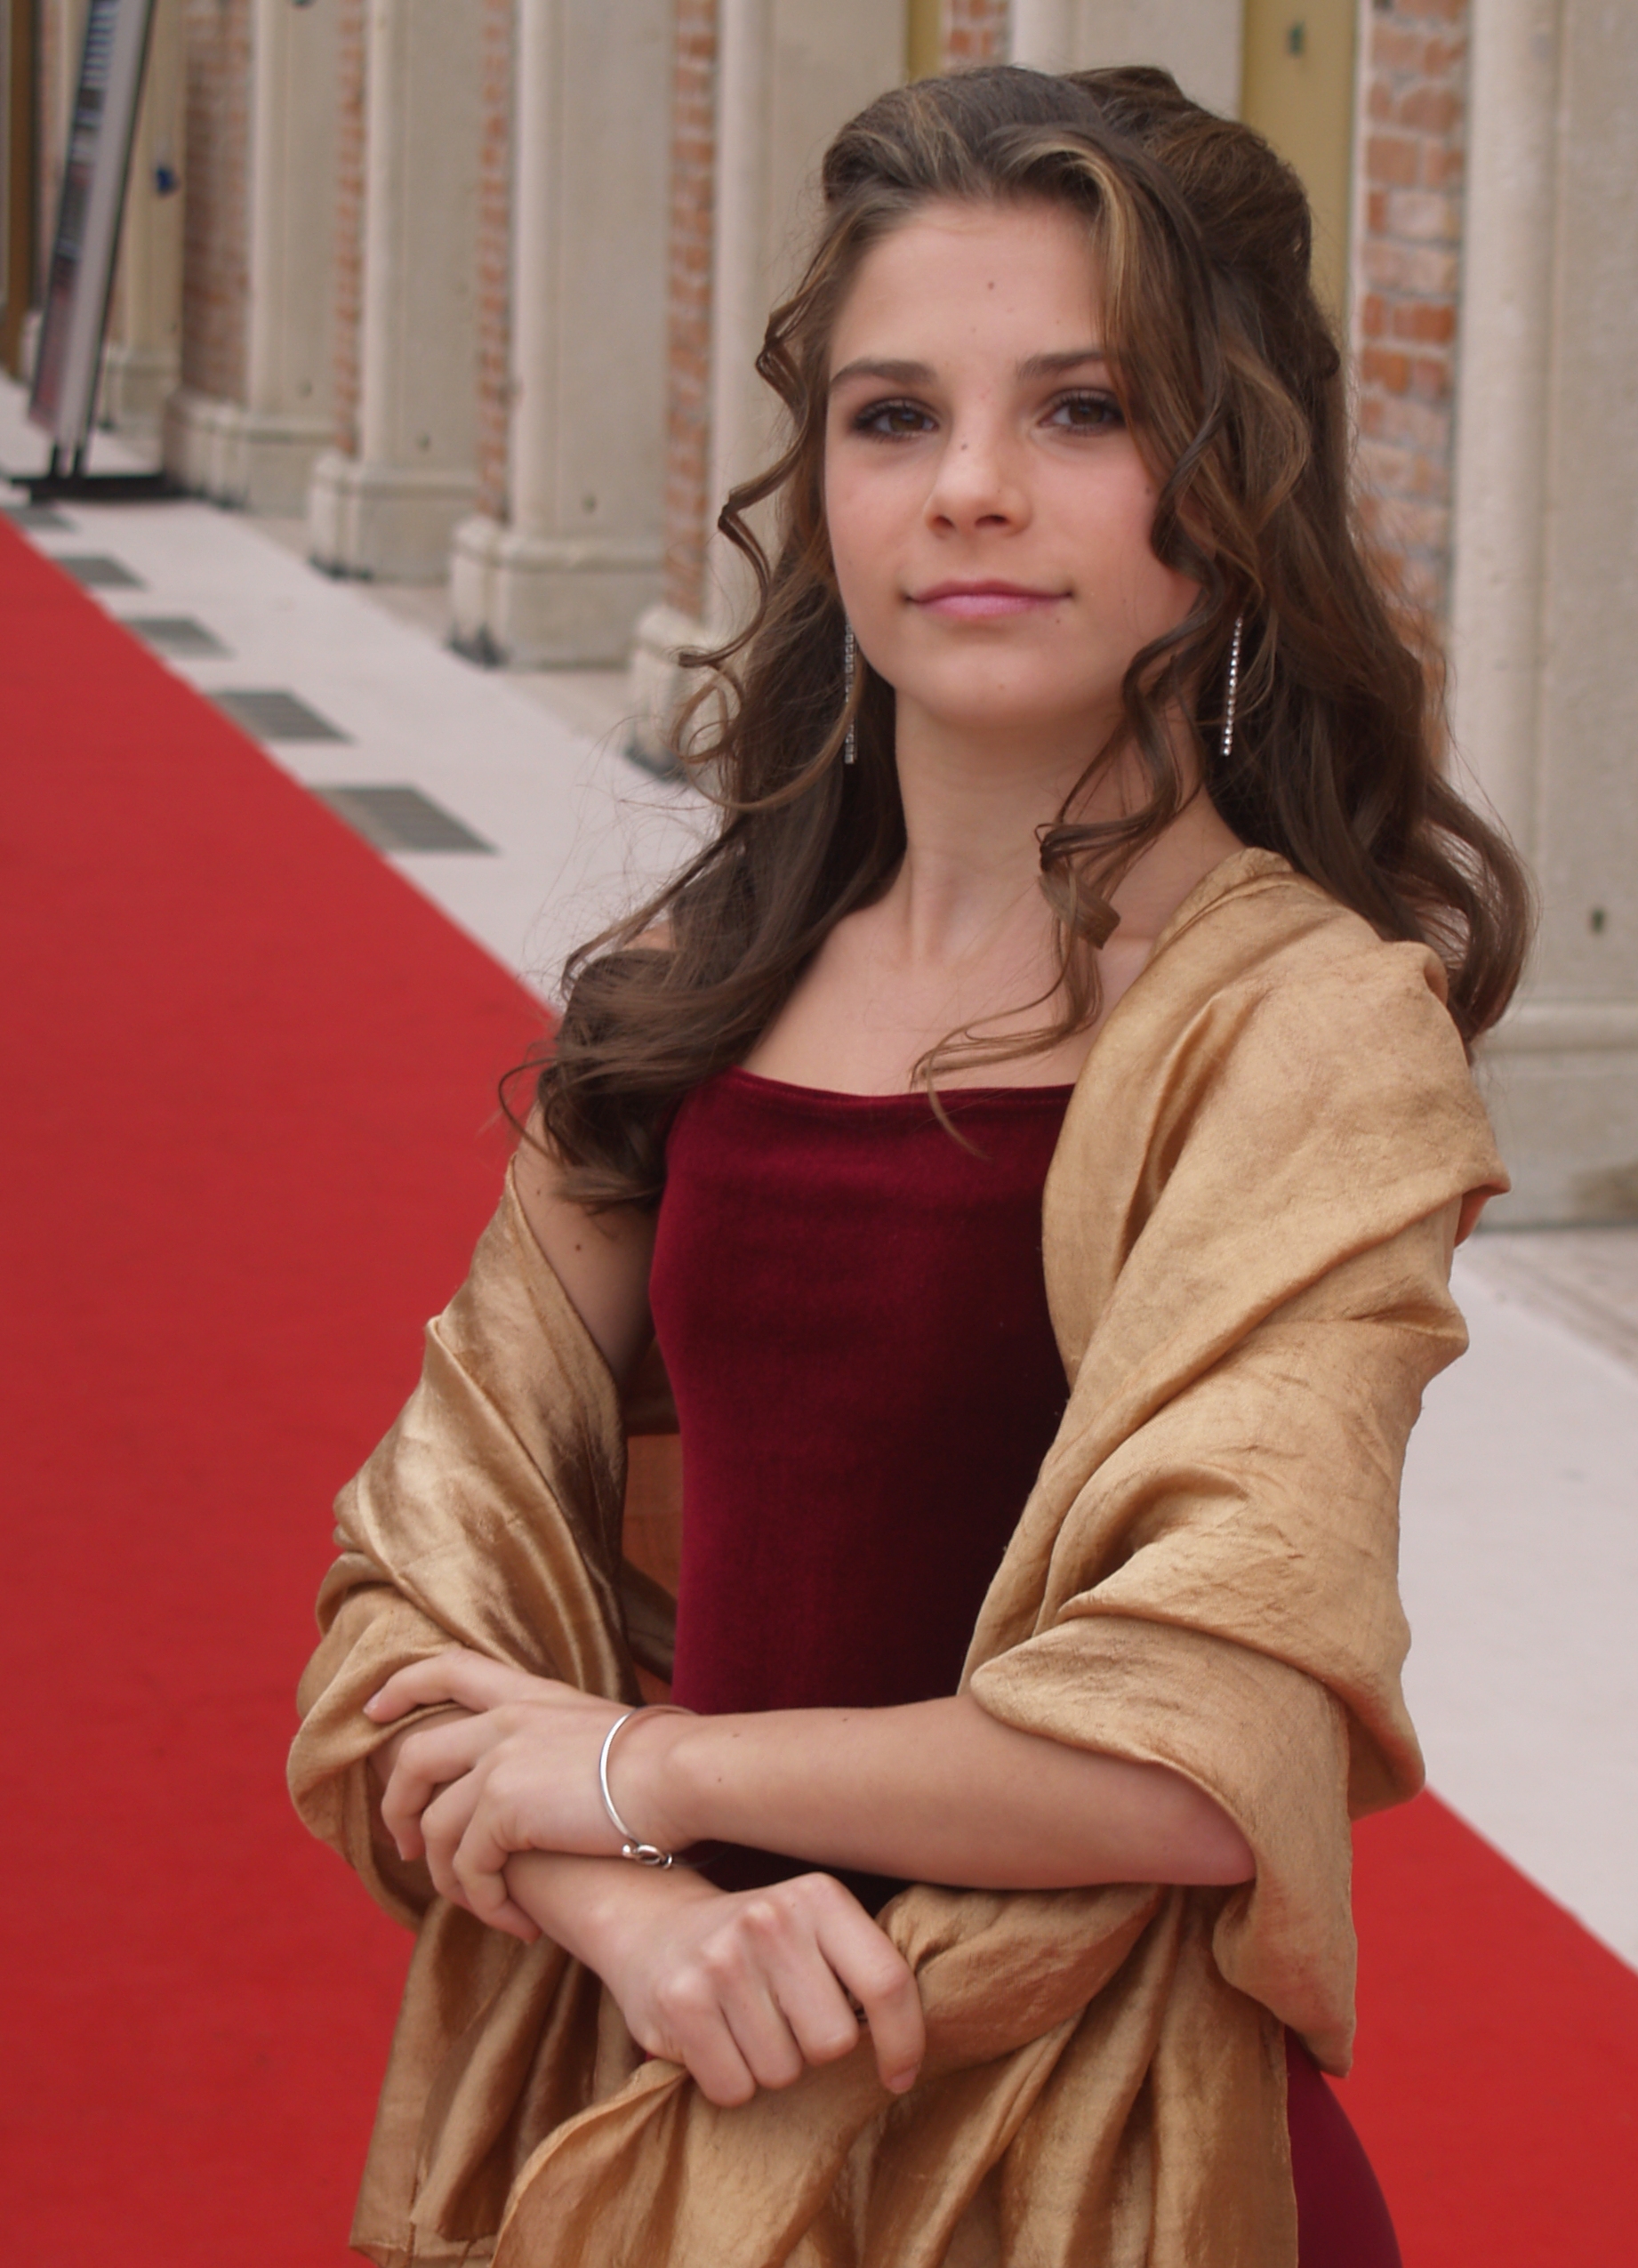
top-left (651, 1066), bottom-right (1401, 2266)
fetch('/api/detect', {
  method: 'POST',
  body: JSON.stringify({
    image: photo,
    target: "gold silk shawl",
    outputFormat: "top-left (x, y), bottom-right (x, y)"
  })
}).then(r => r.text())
top-left (289, 850), bottom-right (1506, 2268)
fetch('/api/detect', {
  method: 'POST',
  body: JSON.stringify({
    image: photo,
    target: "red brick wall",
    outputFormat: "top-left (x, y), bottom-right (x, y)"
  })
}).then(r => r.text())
top-left (1353, 0), bottom-right (1468, 618)
top-left (473, 0), bottom-right (516, 524)
top-left (662, 0), bottom-right (719, 621)
top-left (179, 0), bottom-right (250, 403)
top-left (943, 0), bottom-right (1009, 68)
top-left (330, 0), bottom-right (366, 455)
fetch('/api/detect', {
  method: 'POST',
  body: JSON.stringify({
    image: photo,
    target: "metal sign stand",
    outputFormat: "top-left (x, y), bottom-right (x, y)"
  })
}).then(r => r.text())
top-left (18, 0), bottom-right (174, 503)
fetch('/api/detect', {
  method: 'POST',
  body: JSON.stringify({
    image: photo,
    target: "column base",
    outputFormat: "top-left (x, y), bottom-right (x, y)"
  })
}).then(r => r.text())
top-left (1479, 998), bottom-right (1638, 1224)
top-left (163, 387), bottom-right (333, 514)
top-left (452, 516), bottom-right (662, 669)
top-left (621, 601), bottom-right (711, 773)
top-left (97, 343), bottom-right (181, 435)
top-left (308, 452), bottom-right (477, 583)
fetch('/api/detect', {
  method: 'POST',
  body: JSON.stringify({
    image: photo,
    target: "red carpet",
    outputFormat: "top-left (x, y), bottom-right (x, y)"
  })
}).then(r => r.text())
top-left (3, 517), bottom-right (1634, 2261)
top-left (1346, 1793), bottom-right (1638, 2261)
top-left (1, 520), bottom-right (541, 2262)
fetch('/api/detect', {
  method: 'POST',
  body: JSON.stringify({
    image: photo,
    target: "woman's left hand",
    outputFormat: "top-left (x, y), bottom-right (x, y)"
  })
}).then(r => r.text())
top-left (365, 1650), bottom-right (671, 1934)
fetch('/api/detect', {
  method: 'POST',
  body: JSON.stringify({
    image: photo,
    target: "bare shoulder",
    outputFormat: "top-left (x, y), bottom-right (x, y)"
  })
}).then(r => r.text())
top-left (513, 1113), bottom-right (657, 1388)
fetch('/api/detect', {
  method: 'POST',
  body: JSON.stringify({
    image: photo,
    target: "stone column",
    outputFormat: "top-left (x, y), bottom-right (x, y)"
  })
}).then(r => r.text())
top-left (626, 0), bottom-right (903, 760)
top-left (450, 0), bottom-right (670, 659)
top-left (239, 0), bottom-right (336, 488)
top-left (1011, 0), bottom-right (1243, 116)
top-left (308, 0), bottom-right (480, 579)
top-left (1008, 0), bottom-right (1075, 71)
top-left (165, 0), bottom-right (336, 511)
top-left (697, 0), bottom-right (774, 639)
top-left (99, 0), bottom-right (184, 432)
top-left (705, 0), bottom-right (906, 626)
top-left (1448, 1), bottom-right (1559, 857)
top-left (1452, 0), bottom-right (1638, 1222)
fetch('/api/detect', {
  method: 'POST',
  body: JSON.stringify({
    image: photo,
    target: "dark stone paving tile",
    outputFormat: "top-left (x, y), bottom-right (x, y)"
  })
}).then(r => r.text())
top-left (56, 553), bottom-right (145, 590)
top-left (123, 615), bottom-right (232, 659)
top-left (212, 688), bottom-right (349, 743)
top-left (312, 784), bottom-right (494, 855)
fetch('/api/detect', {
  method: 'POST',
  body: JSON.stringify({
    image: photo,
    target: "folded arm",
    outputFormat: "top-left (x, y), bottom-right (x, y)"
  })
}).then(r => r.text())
top-left (406, 1125), bottom-right (1245, 1898)
top-left (369, 1652), bottom-right (1252, 1910)
top-left (365, 1654), bottom-right (1246, 2111)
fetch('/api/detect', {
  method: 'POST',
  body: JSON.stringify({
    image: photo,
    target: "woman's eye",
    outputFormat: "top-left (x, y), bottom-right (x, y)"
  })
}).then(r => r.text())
top-left (854, 398), bottom-right (935, 439)
top-left (1047, 390), bottom-right (1124, 433)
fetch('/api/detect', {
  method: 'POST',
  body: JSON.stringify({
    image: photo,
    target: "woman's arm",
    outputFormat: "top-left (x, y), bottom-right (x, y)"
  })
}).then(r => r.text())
top-left (512, 1112), bottom-right (657, 1385)
top-left (622, 1692), bottom-right (1252, 1889)
top-left (370, 1657), bottom-right (1252, 1918)
top-left (503, 1848), bottom-right (927, 2106)
top-left (357, 1122), bottom-right (1247, 2109)
top-left (368, 1693), bottom-right (935, 2109)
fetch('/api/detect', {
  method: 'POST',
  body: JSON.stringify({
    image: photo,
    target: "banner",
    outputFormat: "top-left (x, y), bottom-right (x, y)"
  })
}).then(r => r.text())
top-left (28, 0), bottom-right (157, 462)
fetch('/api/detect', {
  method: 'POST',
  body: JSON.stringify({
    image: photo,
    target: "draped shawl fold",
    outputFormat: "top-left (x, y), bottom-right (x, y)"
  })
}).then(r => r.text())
top-left (289, 850), bottom-right (1506, 2268)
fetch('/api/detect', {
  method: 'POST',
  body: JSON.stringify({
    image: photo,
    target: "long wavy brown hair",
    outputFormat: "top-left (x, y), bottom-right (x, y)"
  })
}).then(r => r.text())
top-left (530, 64), bottom-right (1531, 1209)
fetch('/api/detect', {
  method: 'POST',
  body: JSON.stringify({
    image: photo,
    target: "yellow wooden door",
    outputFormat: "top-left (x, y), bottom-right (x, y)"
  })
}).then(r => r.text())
top-left (906, 0), bottom-right (943, 82)
top-left (1240, 0), bottom-right (1359, 321)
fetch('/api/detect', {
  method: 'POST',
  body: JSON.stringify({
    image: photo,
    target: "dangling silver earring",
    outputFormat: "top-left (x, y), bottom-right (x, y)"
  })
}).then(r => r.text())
top-left (1221, 612), bottom-right (1244, 765)
top-left (842, 621), bottom-right (858, 766)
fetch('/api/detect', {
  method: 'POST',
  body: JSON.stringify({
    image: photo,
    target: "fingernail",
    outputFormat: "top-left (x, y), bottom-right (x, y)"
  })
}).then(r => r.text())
top-left (886, 2069), bottom-right (919, 2095)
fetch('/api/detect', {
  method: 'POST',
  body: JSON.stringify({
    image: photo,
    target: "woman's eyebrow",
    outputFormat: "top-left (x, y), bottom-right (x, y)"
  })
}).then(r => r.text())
top-left (828, 348), bottom-right (1108, 394)
top-left (828, 357), bottom-right (935, 392)
top-left (1016, 347), bottom-right (1107, 379)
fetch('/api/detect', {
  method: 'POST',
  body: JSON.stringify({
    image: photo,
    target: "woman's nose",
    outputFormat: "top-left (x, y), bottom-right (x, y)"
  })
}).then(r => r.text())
top-left (924, 419), bottom-right (1030, 534)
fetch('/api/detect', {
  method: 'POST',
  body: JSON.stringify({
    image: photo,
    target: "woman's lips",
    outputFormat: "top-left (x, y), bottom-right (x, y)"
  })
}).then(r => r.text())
top-left (911, 583), bottom-right (1066, 620)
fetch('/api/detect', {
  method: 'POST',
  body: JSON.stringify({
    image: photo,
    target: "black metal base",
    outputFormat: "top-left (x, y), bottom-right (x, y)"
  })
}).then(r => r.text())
top-left (9, 444), bottom-right (181, 504)
top-left (19, 465), bottom-right (180, 503)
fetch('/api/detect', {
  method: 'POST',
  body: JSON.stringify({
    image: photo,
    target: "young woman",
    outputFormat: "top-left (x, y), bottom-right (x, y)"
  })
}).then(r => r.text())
top-left (292, 66), bottom-right (1528, 2268)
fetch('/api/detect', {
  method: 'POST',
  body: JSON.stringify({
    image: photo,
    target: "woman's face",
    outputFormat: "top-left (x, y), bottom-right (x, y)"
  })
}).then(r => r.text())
top-left (823, 197), bottom-right (1199, 752)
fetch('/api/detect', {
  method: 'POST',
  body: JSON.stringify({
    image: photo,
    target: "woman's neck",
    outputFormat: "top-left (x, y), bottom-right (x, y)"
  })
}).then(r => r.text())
top-left (883, 701), bottom-right (1241, 969)
top-left (738, 707), bottom-right (1243, 1097)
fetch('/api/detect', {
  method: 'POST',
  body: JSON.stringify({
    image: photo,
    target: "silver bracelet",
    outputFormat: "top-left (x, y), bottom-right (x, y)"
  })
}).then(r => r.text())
top-left (598, 1705), bottom-right (692, 1868)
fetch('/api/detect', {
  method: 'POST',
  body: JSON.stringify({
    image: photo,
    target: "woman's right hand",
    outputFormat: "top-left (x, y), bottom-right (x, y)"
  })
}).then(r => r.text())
top-left (509, 1853), bottom-right (925, 2109)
